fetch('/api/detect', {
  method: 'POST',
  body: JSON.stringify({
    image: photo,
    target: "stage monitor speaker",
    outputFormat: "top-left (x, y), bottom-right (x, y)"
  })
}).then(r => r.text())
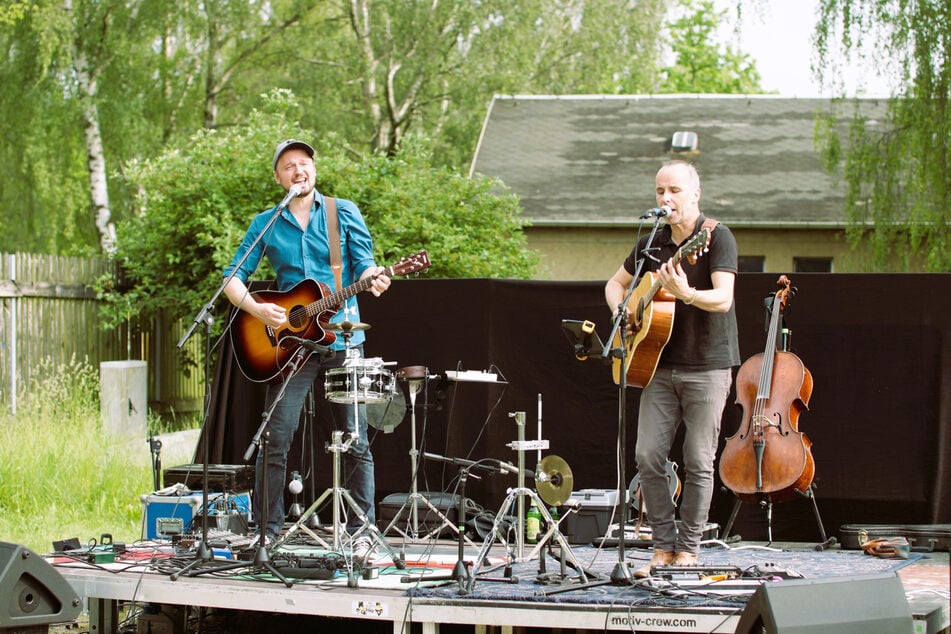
top-left (0, 541), bottom-right (82, 630)
top-left (734, 572), bottom-right (913, 634)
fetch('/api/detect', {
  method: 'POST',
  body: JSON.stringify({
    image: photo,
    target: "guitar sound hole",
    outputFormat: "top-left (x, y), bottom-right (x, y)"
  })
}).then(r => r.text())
top-left (288, 306), bottom-right (306, 329)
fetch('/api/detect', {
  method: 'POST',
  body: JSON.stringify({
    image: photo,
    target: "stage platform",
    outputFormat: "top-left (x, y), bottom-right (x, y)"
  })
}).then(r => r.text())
top-left (51, 530), bottom-right (949, 634)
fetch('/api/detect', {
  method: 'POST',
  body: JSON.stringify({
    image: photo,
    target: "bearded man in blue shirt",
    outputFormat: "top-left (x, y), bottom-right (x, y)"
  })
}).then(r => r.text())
top-left (224, 139), bottom-right (391, 559)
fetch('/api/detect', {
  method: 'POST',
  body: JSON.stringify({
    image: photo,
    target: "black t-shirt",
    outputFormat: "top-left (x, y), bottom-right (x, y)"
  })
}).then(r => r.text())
top-left (622, 214), bottom-right (740, 371)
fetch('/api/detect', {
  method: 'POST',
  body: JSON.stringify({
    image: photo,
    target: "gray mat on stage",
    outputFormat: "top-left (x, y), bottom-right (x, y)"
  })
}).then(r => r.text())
top-left (405, 545), bottom-right (921, 606)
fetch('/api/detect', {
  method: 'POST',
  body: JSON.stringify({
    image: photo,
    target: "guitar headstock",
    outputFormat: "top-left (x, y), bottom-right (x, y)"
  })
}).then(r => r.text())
top-left (389, 250), bottom-right (432, 277)
top-left (683, 228), bottom-right (711, 265)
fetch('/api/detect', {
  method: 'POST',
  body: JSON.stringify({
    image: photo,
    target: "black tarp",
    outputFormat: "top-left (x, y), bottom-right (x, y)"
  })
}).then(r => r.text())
top-left (196, 273), bottom-right (950, 542)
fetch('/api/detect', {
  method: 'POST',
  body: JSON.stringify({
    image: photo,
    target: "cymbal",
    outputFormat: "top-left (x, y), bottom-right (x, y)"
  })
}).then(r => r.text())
top-left (536, 454), bottom-right (574, 507)
top-left (367, 386), bottom-right (406, 433)
top-left (327, 321), bottom-right (371, 332)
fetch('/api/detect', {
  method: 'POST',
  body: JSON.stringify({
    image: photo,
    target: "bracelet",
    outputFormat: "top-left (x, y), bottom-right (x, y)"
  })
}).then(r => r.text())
top-left (684, 288), bottom-right (697, 305)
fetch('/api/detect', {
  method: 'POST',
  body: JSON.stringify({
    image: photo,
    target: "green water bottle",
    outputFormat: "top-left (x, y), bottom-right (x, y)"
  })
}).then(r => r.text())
top-left (526, 501), bottom-right (542, 544)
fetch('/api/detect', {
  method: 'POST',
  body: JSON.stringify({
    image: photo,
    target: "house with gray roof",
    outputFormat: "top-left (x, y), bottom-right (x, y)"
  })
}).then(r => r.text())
top-left (469, 94), bottom-right (889, 280)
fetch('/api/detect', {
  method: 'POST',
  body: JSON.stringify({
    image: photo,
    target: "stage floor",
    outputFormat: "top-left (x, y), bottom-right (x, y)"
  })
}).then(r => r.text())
top-left (51, 528), bottom-right (949, 634)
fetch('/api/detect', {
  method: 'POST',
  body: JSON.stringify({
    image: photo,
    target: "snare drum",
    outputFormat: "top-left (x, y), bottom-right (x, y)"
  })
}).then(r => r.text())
top-left (324, 358), bottom-right (396, 404)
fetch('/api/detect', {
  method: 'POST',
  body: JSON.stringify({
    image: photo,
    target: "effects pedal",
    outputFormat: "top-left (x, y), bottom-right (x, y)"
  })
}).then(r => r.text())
top-left (652, 564), bottom-right (743, 580)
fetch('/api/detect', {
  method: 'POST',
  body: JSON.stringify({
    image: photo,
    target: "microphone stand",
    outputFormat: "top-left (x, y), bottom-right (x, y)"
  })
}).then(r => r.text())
top-left (170, 192), bottom-right (292, 580)
top-left (599, 215), bottom-right (666, 586)
top-left (547, 214), bottom-right (675, 597)
top-left (178, 346), bottom-right (312, 587)
top-left (406, 454), bottom-right (515, 594)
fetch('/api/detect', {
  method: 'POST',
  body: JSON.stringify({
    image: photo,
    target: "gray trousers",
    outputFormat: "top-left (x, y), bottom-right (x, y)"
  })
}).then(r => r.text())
top-left (634, 367), bottom-right (732, 554)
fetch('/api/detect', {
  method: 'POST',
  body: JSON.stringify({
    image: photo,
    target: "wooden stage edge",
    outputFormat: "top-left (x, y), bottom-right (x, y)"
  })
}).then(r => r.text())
top-left (52, 539), bottom-right (949, 634)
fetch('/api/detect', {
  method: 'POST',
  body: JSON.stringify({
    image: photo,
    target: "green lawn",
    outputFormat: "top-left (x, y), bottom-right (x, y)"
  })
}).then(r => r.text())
top-left (0, 358), bottom-right (199, 554)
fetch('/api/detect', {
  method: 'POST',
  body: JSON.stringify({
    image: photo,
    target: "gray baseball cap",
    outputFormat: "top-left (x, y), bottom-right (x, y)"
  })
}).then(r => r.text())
top-left (272, 139), bottom-right (315, 171)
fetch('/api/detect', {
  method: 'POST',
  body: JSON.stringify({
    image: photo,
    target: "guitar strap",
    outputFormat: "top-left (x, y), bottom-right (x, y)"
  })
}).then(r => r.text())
top-left (701, 217), bottom-right (720, 235)
top-left (324, 196), bottom-right (343, 292)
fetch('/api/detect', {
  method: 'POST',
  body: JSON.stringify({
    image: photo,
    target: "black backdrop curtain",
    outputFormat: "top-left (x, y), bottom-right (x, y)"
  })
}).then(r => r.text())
top-left (195, 273), bottom-right (950, 541)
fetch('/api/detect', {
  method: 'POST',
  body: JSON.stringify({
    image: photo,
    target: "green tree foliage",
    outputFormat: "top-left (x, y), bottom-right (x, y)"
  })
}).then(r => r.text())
top-left (107, 91), bottom-right (536, 330)
top-left (662, 0), bottom-right (762, 93)
top-left (292, 0), bottom-right (667, 168)
top-left (814, 0), bottom-right (950, 271)
top-left (0, 0), bottom-right (670, 256)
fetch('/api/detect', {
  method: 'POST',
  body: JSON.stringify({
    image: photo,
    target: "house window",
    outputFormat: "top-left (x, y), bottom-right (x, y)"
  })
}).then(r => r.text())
top-left (794, 257), bottom-right (833, 272)
top-left (738, 256), bottom-right (765, 273)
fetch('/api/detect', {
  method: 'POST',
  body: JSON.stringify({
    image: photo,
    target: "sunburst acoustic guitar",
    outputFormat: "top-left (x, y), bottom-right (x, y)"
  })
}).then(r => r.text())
top-left (230, 250), bottom-right (431, 383)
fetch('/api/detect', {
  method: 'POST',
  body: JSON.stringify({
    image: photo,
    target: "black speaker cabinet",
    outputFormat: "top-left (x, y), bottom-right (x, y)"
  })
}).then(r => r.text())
top-left (0, 541), bottom-right (82, 630)
top-left (734, 572), bottom-right (913, 633)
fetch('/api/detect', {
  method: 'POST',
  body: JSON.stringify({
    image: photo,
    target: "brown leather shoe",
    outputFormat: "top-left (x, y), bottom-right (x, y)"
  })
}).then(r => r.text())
top-left (672, 551), bottom-right (697, 566)
top-left (634, 549), bottom-right (674, 578)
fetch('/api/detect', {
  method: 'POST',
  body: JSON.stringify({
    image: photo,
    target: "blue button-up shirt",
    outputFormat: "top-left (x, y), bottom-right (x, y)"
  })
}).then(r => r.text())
top-left (224, 192), bottom-right (377, 349)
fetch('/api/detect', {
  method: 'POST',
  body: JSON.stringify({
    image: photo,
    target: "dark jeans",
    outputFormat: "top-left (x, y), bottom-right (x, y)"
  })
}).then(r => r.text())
top-left (254, 347), bottom-right (375, 537)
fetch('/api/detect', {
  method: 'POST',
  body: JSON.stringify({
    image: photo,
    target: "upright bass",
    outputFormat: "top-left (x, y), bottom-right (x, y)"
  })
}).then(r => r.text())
top-left (719, 275), bottom-right (815, 503)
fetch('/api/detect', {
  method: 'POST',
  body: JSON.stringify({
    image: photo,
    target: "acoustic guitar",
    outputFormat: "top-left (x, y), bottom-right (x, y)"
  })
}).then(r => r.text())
top-left (231, 250), bottom-right (431, 383)
top-left (611, 229), bottom-right (710, 388)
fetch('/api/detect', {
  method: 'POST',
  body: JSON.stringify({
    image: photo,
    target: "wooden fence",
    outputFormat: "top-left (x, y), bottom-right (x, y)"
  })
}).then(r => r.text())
top-left (0, 253), bottom-right (203, 416)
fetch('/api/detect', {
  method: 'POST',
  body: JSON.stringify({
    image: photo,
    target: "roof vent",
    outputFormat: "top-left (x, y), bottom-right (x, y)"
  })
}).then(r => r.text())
top-left (671, 130), bottom-right (698, 153)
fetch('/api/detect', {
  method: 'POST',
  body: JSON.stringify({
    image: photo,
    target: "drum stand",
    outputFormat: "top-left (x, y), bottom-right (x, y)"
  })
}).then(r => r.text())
top-left (270, 429), bottom-right (396, 559)
top-left (384, 367), bottom-right (471, 545)
top-left (270, 328), bottom-right (401, 566)
top-left (464, 411), bottom-right (591, 594)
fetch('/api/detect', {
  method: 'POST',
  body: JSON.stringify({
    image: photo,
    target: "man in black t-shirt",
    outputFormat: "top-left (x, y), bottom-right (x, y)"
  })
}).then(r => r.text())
top-left (605, 160), bottom-right (739, 578)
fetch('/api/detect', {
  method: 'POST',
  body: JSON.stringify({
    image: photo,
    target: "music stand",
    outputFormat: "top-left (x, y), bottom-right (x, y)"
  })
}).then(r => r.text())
top-left (561, 319), bottom-right (605, 361)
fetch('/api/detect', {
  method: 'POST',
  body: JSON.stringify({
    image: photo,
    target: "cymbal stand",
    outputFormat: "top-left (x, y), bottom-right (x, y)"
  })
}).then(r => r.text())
top-left (464, 411), bottom-right (590, 594)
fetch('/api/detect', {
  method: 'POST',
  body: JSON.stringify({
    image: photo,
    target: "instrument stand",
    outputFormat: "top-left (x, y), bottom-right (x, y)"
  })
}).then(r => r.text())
top-left (535, 508), bottom-right (595, 587)
top-left (464, 412), bottom-right (592, 594)
top-left (465, 486), bottom-right (590, 593)
top-left (270, 429), bottom-right (400, 568)
top-left (720, 304), bottom-right (836, 552)
top-left (271, 330), bottom-right (402, 567)
top-left (721, 484), bottom-right (837, 550)
top-left (384, 368), bottom-right (465, 544)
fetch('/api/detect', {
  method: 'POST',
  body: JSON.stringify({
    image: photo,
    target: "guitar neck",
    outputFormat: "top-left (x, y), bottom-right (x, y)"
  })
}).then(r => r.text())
top-left (645, 246), bottom-right (689, 303)
top-left (304, 270), bottom-right (386, 319)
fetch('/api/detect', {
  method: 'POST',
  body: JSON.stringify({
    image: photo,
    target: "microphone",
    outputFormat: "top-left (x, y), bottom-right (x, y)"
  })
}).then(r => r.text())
top-left (282, 335), bottom-right (334, 358)
top-left (496, 460), bottom-right (531, 477)
top-left (639, 205), bottom-right (671, 219)
top-left (275, 183), bottom-right (303, 212)
top-left (288, 471), bottom-right (303, 495)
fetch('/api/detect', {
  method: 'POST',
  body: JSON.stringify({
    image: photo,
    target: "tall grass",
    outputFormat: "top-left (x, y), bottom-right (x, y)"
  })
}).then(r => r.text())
top-left (0, 358), bottom-right (198, 554)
